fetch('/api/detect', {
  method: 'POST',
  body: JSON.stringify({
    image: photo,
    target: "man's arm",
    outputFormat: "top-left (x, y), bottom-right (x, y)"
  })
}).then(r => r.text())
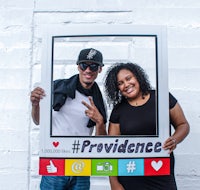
top-left (31, 104), bottom-right (40, 125)
top-left (95, 122), bottom-right (107, 135)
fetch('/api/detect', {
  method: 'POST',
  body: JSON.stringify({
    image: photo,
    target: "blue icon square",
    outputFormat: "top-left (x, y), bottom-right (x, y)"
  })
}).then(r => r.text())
top-left (118, 159), bottom-right (144, 176)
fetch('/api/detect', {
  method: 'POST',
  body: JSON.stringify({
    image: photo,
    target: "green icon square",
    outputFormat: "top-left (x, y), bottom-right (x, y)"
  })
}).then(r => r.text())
top-left (91, 159), bottom-right (118, 176)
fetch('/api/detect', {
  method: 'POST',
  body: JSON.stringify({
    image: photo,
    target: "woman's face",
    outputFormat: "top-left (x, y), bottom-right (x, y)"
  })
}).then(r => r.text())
top-left (117, 69), bottom-right (141, 99)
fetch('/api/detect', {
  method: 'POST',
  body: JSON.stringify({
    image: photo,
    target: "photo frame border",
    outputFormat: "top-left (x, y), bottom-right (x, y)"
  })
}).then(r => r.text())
top-left (39, 25), bottom-right (169, 159)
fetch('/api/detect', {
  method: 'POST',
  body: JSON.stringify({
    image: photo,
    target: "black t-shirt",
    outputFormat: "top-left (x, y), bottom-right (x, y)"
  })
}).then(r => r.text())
top-left (110, 90), bottom-right (177, 136)
top-left (109, 90), bottom-right (178, 190)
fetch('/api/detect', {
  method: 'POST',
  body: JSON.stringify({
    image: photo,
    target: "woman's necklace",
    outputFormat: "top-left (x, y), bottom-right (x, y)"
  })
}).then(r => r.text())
top-left (133, 97), bottom-right (143, 106)
top-left (129, 93), bottom-right (149, 106)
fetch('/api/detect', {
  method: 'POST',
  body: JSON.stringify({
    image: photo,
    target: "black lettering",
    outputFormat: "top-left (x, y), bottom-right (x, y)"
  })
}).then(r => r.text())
top-left (127, 143), bottom-right (135, 153)
top-left (118, 140), bottom-right (128, 153)
top-left (145, 142), bottom-right (153, 153)
top-left (135, 143), bottom-right (145, 153)
top-left (113, 139), bottom-right (119, 153)
top-left (97, 143), bottom-right (103, 152)
top-left (105, 143), bottom-right (113, 153)
top-left (81, 140), bottom-right (90, 152)
top-left (89, 144), bottom-right (97, 152)
top-left (154, 142), bottom-right (162, 152)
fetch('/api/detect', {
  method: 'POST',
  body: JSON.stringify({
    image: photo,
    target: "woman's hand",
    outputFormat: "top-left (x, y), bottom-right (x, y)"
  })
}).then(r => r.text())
top-left (163, 136), bottom-right (177, 154)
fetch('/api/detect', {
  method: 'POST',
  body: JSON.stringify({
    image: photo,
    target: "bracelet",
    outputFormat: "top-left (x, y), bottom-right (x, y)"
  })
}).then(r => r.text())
top-left (171, 137), bottom-right (177, 145)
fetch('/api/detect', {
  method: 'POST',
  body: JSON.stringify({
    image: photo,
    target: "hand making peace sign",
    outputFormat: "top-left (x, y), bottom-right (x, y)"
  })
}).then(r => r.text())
top-left (82, 96), bottom-right (104, 125)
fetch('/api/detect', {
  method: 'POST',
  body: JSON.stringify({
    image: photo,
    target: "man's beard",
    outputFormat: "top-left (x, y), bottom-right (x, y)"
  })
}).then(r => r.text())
top-left (85, 82), bottom-right (92, 85)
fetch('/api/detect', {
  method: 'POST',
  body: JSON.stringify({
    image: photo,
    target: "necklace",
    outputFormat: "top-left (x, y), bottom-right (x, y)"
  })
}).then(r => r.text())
top-left (130, 94), bottom-right (146, 106)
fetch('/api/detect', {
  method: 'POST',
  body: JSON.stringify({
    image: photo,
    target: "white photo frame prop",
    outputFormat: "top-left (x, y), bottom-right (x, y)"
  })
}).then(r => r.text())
top-left (39, 25), bottom-right (170, 176)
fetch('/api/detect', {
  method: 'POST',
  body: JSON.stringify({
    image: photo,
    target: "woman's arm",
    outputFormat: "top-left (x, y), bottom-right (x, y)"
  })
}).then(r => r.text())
top-left (109, 176), bottom-right (125, 190)
top-left (163, 102), bottom-right (190, 153)
top-left (108, 122), bottom-right (121, 136)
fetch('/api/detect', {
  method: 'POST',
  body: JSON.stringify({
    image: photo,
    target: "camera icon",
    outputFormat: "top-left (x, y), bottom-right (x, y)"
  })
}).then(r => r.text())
top-left (96, 162), bottom-right (113, 172)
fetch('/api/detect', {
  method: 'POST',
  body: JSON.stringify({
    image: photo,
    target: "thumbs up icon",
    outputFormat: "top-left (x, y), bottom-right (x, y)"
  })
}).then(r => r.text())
top-left (47, 160), bottom-right (57, 173)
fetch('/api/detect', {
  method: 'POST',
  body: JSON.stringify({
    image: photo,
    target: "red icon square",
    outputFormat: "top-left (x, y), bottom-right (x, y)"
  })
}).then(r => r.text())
top-left (144, 158), bottom-right (170, 176)
top-left (39, 158), bottom-right (65, 176)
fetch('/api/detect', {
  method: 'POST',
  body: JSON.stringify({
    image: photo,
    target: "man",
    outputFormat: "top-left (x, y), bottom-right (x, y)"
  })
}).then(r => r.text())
top-left (30, 48), bottom-right (107, 190)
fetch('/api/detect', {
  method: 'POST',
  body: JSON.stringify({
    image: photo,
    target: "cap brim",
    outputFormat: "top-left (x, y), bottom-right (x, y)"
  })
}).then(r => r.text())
top-left (77, 60), bottom-right (104, 66)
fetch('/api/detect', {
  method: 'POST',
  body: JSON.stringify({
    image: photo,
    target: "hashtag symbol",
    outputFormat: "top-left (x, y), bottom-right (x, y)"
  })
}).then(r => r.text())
top-left (72, 140), bottom-right (80, 153)
top-left (126, 161), bottom-right (136, 173)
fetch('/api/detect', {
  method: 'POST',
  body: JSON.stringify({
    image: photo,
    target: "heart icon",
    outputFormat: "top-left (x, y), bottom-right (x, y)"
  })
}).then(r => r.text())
top-left (151, 160), bottom-right (163, 171)
top-left (53, 141), bottom-right (59, 147)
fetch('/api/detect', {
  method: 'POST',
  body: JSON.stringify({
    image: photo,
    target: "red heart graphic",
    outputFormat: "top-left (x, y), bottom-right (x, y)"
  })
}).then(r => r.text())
top-left (53, 142), bottom-right (59, 147)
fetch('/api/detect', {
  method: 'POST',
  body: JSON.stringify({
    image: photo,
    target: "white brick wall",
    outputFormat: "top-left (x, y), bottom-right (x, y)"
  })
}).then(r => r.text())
top-left (0, 0), bottom-right (199, 189)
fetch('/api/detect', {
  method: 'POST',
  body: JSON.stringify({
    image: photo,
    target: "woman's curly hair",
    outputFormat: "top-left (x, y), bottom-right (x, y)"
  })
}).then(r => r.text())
top-left (104, 62), bottom-right (152, 107)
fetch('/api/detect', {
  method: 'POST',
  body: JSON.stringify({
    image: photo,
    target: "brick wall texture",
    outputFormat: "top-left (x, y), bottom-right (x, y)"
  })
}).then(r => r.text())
top-left (0, 0), bottom-right (199, 189)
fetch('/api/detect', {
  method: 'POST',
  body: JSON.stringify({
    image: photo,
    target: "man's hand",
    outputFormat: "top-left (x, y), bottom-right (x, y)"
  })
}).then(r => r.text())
top-left (30, 87), bottom-right (45, 106)
top-left (30, 87), bottom-right (45, 125)
top-left (82, 96), bottom-right (106, 135)
top-left (82, 96), bottom-right (104, 125)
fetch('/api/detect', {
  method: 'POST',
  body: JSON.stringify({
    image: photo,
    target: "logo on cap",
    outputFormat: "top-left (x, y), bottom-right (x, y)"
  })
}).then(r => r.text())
top-left (77, 48), bottom-right (104, 66)
top-left (87, 49), bottom-right (97, 60)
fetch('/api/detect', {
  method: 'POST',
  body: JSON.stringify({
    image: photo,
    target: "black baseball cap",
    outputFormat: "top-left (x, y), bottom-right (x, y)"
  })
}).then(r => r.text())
top-left (76, 48), bottom-right (104, 66)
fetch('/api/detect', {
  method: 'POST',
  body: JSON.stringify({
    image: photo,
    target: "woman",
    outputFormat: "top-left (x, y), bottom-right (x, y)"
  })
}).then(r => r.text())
top-left (104, 63), bottom-right (190, 190)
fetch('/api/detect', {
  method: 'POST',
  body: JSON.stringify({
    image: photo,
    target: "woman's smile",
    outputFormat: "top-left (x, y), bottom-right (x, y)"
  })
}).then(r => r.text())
top-left (124, 85), bottom-right (135, 94)
top-left (117, 69), bottom-right (140, 99)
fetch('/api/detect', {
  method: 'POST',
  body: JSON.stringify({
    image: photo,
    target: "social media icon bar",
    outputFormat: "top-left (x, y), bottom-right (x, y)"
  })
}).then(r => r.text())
top-left (39, 158), bottom-right (170, 176)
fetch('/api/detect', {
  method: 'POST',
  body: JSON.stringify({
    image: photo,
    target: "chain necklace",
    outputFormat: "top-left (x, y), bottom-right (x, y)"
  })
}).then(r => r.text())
top-left (130, 94), bottom-right (146, 106)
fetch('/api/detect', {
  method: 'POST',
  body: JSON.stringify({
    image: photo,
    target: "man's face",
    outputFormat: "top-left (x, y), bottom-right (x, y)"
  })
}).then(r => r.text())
top-left (78, 62), bottom-right (102, 89)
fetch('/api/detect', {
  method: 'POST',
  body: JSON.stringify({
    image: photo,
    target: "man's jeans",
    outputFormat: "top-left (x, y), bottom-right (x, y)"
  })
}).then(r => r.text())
top-left (40, 176), bottom-right (90, 190)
